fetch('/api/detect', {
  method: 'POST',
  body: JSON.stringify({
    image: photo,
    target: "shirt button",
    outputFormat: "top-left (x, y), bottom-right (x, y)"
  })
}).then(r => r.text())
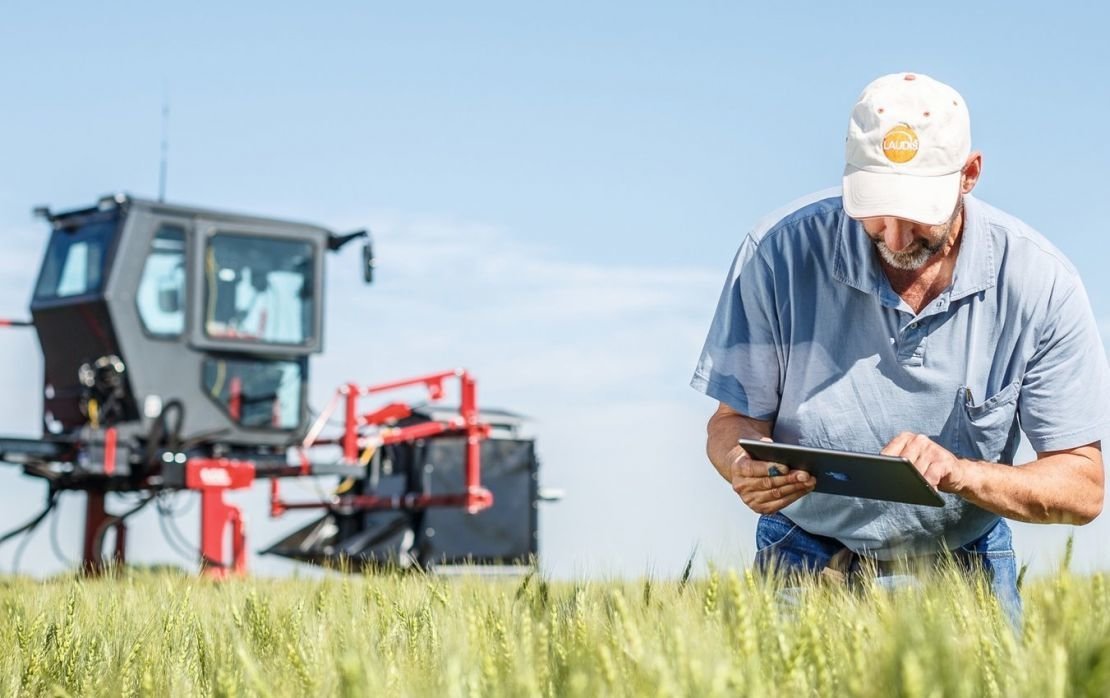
top-left (910, 322), bottom-right (918, 329)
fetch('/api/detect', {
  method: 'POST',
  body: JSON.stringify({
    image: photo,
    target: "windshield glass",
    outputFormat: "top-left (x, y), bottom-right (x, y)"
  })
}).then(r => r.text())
top-left (33, 213), bottom-right (119, 301)
top-left (203, 233), bottom-right (315, 345)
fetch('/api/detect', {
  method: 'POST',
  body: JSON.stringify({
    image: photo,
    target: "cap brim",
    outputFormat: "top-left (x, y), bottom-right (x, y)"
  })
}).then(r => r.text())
top-left (842, 166), bottom-right (961, 226)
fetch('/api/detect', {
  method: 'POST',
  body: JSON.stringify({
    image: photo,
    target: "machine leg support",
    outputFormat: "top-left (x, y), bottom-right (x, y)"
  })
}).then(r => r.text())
top-left (199, 488), bottom-right (248, 578)
top-left (82, 490), bottom-right (127, 574)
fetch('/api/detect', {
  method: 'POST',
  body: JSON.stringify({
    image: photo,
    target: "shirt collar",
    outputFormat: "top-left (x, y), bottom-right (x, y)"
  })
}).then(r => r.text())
top-left (832, 193), bottom-right (996, 303)
top-left (948, 194), bottom-right (996, 300)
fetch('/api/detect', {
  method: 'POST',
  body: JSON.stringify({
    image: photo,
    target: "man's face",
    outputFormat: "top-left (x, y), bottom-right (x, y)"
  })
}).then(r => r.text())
top-left (857, 197), bottom-right (963, 271)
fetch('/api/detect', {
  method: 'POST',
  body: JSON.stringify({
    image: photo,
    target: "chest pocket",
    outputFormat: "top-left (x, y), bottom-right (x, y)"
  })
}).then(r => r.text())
top-left (960, 382), bottom-right (1021, 462)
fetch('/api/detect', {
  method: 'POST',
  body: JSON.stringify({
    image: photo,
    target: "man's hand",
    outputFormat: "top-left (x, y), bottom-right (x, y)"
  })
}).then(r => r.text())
top-left (882, 432), bottom-right (969, 493)
top-left (729, 440), bottom-right (816, 514)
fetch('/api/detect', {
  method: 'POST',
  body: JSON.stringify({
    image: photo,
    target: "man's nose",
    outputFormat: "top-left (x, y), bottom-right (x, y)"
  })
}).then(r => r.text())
top-left (879, 218), bottom-right (915, 251)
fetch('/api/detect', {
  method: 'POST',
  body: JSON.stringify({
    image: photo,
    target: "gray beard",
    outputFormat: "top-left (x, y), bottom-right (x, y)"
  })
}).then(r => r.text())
top-left (875, 240), bottom-right (937, 270)
top-left (873, 199), bottom-right (961, 271)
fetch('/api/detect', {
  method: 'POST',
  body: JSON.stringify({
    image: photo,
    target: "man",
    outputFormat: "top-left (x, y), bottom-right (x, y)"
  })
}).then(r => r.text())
top-left (691, 72), bottom-right (1109, 614)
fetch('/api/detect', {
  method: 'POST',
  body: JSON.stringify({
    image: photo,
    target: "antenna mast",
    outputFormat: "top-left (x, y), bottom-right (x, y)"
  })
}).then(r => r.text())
top-left (158, 95), bottom-right (169, 202)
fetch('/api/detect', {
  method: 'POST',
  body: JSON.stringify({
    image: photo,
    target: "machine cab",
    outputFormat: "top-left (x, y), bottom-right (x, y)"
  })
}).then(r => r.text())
top-left (31, 195), bottom-right (333, 452)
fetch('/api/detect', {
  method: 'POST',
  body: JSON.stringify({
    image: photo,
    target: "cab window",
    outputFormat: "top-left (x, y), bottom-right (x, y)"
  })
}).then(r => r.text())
top-left (202, 357), bottom-right (303, 429)
top-left (136, 225), bottom-right (186, 337)
top-left (203, 234), bottom-right (314, 345)
top-left (34, 214), bottom-right (118, 300)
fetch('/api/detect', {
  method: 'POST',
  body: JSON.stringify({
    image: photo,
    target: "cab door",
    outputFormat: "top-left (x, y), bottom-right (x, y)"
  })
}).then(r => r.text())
top-left (186, 217), bottom-right (323, 434)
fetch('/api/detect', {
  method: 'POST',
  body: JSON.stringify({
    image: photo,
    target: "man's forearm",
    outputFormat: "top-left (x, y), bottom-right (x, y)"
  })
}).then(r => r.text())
top-left (706, 405), bottom-right (773, 483)
top-left (956, 448), bottom-right (1104, 524)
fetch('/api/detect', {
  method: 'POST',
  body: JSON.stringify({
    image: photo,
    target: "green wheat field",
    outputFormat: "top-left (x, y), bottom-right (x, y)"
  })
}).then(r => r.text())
top-left (1, 559), bottom-right (1108, 697)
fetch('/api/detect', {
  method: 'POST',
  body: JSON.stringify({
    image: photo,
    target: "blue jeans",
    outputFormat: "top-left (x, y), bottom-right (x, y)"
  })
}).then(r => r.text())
top-left (754, 512), bottom-right (1022, 625)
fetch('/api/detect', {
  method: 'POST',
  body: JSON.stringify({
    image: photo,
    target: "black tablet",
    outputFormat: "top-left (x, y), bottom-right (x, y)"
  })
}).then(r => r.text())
top-left (737, 439), bottom-right (944, 507)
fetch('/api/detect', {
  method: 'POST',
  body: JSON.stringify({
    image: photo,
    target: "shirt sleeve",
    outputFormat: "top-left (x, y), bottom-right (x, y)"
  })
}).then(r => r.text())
top-left (1019, 276), bottom-right (1110, 452)
top-left (689, 236), bottom-right (783, 420)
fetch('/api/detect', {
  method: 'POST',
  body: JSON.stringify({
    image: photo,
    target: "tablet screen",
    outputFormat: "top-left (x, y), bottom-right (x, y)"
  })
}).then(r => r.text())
top-left (738, 439), bottom-right (944, 507)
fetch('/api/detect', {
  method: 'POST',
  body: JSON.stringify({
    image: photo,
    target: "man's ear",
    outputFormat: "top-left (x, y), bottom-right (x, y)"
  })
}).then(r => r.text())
top-left (961, 152), bottom-right (983, 194)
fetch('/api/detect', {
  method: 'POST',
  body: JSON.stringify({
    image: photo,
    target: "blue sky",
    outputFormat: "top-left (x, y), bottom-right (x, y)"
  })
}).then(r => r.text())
top-left (0, 2), bottom-right (1108, 577)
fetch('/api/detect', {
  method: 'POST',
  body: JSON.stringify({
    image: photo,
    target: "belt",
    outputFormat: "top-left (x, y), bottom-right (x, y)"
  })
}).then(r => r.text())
top-left (821, 547), bottom-right (959, 583)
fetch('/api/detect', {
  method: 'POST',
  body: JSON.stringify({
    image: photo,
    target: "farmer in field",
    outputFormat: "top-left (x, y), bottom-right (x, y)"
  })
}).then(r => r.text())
top-left (692, 72), bottom-right (1110, 615)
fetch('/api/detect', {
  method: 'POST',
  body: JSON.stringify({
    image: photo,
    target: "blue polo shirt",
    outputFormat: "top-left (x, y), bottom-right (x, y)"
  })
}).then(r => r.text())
top-left (692, 190), bottom-right (1110, 559)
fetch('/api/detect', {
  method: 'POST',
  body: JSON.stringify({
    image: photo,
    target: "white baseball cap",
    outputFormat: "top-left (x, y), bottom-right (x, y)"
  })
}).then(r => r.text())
top-left (842, 72), bottom-right (971, 226)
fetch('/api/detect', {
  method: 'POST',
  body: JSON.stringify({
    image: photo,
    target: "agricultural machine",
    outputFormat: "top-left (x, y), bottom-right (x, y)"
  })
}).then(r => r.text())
top-left (0, 194), bottom-right (552, 576)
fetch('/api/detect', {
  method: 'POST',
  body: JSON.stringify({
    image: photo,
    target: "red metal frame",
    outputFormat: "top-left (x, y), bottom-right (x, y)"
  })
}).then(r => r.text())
top-left (103, 427), bottom-right (117, 476)
top-left (273, 369), bottom-right (494, 517)
top-left (183, 457), bottom-right (255, 578)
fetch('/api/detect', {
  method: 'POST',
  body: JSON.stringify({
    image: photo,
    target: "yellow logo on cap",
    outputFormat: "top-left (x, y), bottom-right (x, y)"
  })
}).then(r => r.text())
top-left (882, 123), bottom-right (919, 163)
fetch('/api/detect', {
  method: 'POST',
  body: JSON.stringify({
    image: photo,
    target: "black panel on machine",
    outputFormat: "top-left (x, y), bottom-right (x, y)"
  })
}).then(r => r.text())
top-left (264, 412), bottom-right (539, 569)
